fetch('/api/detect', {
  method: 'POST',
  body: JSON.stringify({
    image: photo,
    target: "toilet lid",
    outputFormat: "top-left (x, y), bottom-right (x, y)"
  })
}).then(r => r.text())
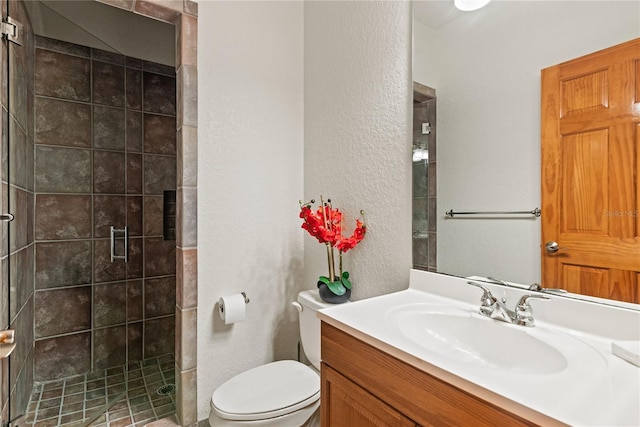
top-left (211, 360), bottom-right (320, 421)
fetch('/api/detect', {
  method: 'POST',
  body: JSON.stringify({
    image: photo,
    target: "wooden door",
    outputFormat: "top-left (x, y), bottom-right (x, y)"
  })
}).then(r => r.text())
top-left (541, 38), bottom-right (640, 303)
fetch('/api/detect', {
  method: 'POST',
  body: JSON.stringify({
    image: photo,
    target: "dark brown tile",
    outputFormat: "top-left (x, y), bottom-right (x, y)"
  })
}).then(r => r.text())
top-left (34, 333), bottom-right (90, 381)
top-left (144, 237), bottom-right (175, 278)
top-left (35, 241), bottom-right (92, 289)
top-left (35, 287), bottom-right (91, 338)
top-left (35, 97), bottom-right (91, 148)
top-left (35, 194), bottom-right (92, 240)
top-left (35, 35), bottom-right (91, 57)
top-left (412, 197), bottom-right (428, 235)
top-left (94, 195), bottom-right (126, 238)
top-left (126, 111), bottom-right (143, 152)
top-left (428, 197), bottom-right (437, 233)
top-left (126, 152), bottom-right (143, 194)
top-left (126, 56), bottom-right (143, 69)
top-left (143, 72), bottom-right (176, 115)
top-left (94, 150), bottom-right (125, 194)
top-left (144, 155), bottom-right (176, 195)
top-left (428, 232), bottom-right (437, 269)
top-left (94, 282), bottom-right (127, 328)
top-left (9, 294), bottom-right (33, 387)
top-left (428, 161), bottom-right (437, 197)
top-left (92, 48), bottom-right (125, 65)
top-left (93, 61), bottom-right (125, 107)
top-left (143, 61), bottom-right (176, 76)
top-left (127, 280), bottom-right (143, 321)
top-left (128, 322), bottom-right (143, 361)
top-left (9, 187), bottom-right (30, 251)
top-left (35, 146), bottom-right (91, 193)
top-left (126, 237), bottom-right (143, 280)
top-left (145, 276), bottom-right (176, 318)
top-left (126, 68), bottom-right (142, 110)
top-left (93, 106), bottom-right (125, 150)
top-left (94, 239), bottom-right (126, 283)
top-left (143, 196), bottom-right (163, 236)
top-left (144, 316), bottom-right (175, 358)
top-left (34, 49), bottom-right (90, 101)
top-left (127, 196), bottom-right (143, 236)
top-left (9, 117), bottom-right (27, 189)
top-left (10, 48), bottom-right (29, 130)
top-left (94, 326), bottom-right (127, 370)
top-left (144, 114), bottom-right (176, 155)
top-left (9, 245), bottom-right (34, 318)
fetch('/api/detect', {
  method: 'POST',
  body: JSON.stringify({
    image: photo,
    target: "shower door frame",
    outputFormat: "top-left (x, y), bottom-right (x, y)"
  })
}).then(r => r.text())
top-left (0, 0), bottom-right (198, 425)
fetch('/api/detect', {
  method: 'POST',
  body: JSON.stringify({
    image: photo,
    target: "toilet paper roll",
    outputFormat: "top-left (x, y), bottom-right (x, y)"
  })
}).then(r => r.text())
top-left (218, 294), bottom-right (246, 324)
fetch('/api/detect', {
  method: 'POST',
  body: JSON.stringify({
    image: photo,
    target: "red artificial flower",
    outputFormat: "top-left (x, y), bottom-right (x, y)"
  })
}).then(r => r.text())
top-left (335, 219), bottom-right (366, 253)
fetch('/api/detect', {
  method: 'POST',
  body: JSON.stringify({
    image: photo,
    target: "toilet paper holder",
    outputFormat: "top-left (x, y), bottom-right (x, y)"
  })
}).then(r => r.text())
top-left (241, 292), bottom-right (250, 304)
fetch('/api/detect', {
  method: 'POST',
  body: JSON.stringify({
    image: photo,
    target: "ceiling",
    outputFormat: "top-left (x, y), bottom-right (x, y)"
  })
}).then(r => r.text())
top-left (413, 0), bottom-right (466, 29)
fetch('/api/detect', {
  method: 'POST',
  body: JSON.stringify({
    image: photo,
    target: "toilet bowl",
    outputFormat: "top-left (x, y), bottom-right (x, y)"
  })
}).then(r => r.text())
top-left (209, 360), bottom-right (320, 427)
top-left (209, 290), bottom-right (337, 427)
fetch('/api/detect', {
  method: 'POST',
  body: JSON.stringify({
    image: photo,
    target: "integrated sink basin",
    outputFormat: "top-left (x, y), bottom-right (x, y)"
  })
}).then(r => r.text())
top-left (386, 303), bottom-right (601, 375)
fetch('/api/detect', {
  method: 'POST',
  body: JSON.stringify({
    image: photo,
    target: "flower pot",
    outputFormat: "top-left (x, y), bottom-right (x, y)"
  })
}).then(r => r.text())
top-left (318, 282), bottom-right (351, 304)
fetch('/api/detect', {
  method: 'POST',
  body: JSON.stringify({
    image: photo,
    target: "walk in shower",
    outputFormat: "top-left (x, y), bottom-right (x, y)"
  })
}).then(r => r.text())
top-left (0, 0), bottom-right (197, 425)
top-left (412, 82), bottom-right (437, 271)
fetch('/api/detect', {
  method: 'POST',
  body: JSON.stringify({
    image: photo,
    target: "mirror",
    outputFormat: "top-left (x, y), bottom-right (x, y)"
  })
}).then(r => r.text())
top-left (412, 1), bottom-right (640, 307)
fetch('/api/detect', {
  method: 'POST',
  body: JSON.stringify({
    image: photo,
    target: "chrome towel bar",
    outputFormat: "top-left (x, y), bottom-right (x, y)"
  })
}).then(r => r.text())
top-left (445, 208), bottom-right (541, 218)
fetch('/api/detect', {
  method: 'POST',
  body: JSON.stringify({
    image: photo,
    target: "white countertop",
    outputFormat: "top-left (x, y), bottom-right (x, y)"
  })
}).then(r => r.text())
top-left (317, 270), bottom-right (640, 426)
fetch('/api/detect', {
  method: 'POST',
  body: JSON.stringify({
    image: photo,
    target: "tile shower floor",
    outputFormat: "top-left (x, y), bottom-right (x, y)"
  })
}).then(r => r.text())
top-left (25, 354), bottom-right (176, 427)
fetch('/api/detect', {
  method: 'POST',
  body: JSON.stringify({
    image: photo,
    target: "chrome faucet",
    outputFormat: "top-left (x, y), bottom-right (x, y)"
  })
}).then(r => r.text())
top-left (467, 281), bottom-right (549, 327)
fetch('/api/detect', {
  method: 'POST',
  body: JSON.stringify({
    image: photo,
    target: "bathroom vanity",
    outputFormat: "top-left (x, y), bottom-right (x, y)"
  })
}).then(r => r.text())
top-left (318, 270), bottom-right (640, 426)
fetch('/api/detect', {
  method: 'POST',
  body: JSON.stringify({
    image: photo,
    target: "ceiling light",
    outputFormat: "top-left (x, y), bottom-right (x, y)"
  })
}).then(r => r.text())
top-left (454, 0), bottom-right (492, 12)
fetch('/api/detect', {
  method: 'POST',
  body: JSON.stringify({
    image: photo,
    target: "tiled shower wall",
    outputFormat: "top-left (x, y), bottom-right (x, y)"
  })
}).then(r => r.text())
top-left (2, 0), bottom-right (36, 419)
top-left (412, 96), bottom-right (437, 271)
top-left (33, 36), bottom-right (177, 381)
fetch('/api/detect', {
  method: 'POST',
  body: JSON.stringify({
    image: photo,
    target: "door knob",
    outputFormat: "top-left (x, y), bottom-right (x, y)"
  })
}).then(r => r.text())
top-left (545, 241), bottom-right (567, 254)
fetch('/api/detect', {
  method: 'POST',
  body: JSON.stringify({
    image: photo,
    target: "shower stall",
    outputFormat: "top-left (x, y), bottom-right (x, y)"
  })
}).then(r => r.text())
top-left (0, 0), bottom-right (198, 425)
top-left (412, 82), bottom-right (437, 271)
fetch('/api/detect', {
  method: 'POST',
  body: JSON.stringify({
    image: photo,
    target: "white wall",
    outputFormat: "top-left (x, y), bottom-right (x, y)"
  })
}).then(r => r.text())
top-left (304, 1), bottom-right (413, 300)
top-left (413, 1), bottom-right (640, 284)
top-left (197, 1), bottom-right (304, 420)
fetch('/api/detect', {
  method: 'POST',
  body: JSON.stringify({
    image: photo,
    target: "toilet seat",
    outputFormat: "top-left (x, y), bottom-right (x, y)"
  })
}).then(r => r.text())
top-left (211, 360), bottom-right (320, 422)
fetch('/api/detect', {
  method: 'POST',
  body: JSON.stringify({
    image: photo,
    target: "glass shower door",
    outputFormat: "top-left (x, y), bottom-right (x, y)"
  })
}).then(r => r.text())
top-left (3, 0), bottom-right (34, 424)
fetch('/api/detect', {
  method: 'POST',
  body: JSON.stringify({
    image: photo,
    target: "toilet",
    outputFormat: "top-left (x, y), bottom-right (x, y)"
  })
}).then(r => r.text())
top-left (209, 290), bottom-right (337, 426)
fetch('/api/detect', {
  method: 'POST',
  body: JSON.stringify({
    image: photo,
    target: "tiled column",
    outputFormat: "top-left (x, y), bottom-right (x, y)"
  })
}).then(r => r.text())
top-left (175, 6), bottom-right (198, 427)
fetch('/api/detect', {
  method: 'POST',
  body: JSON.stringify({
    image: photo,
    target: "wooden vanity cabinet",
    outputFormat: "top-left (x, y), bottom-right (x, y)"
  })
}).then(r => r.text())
top-left (320, 322), bottom-right (537, 427)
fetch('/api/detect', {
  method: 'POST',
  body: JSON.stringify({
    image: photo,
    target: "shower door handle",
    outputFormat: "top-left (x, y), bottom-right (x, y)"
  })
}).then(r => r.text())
top-left (110, 226), bottom-right (129, 263)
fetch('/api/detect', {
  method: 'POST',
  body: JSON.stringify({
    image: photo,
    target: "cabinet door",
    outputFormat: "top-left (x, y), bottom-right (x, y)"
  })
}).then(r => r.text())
top-left (321, 363), bottom-right (417, 427)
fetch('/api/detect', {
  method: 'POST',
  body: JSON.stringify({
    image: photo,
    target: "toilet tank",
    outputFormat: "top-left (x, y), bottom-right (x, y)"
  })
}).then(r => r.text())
top-left (296, 290), bottom-right (338, 370)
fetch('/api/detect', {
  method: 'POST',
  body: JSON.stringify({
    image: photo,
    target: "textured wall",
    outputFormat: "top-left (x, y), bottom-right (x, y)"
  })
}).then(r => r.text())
top-left (303, 1), bottom-right (413, 300)
top-left (197, 1), bottom-right (304, 421)
top-left (197, 1), bottom-right (413, 421)
top-left (413, 1), bottom-right (640, 284)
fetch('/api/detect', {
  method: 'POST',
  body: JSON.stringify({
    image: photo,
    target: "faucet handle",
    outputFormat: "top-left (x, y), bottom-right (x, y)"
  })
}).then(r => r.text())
top-left (467, 281), bottom-right (497, 316)
top-left (514, 294), bottom-right (550, 326)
